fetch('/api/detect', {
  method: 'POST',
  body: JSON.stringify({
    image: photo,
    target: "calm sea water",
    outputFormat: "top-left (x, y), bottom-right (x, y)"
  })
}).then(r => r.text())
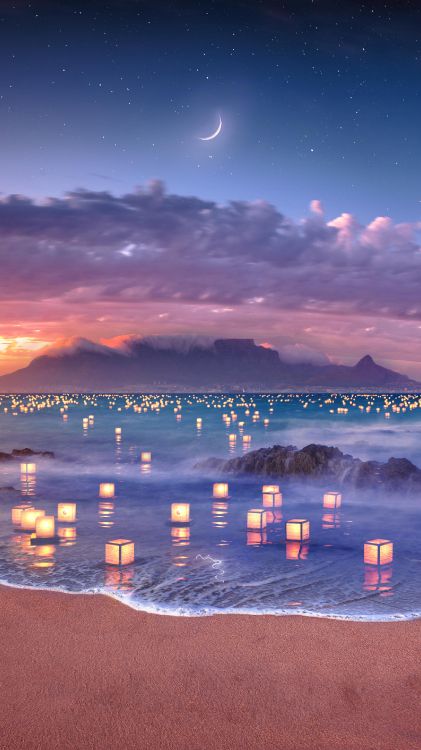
top-left (0, 392), bottom-right (420, 621)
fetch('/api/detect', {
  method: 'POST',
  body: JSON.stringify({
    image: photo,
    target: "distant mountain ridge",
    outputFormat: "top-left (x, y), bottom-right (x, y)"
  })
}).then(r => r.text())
top-left (0, 337), bottom-right (418, 392)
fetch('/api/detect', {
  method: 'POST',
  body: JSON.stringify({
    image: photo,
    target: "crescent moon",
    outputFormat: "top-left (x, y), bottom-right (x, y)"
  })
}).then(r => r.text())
top-left (198, 114), bottom-right (222, 141)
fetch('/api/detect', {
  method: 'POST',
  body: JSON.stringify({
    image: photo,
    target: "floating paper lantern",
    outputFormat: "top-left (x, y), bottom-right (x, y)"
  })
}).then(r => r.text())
top-left (140, 452), bottom-right (151, 463)
top-left (364, 539), bottom-right (393, 566)
top-left (11, 504), bottom-right (33, 527)
top-left (243, 435), bottom-right (251, 444)
top-left (20, 462), bottom-right (36, 475)
top-left (262, 484), bottom-right (282, 508)
top-left (228, 434), bottom-right (237, 442)
top-left (286, 519), bottom-right (310, 542)
top-left (213, 482), bottom-right (229, 499)
top-left (57, 502), bottom-right (77, 523)
top-left (247, 508), bottom-right (267, 530)
top-left (105, 539), bottom-right (135, 566)
top-left (286, 541), bottom-right (309, 560)
top-left (58, 526), bottom-right (77, 544)
top-left (171, 503), bottom-right (190, 524)
top-left (115, 427), bottom-right (122, 435)
top-left (323, 491), bottom-right (342, 509)
top-left (35, 515), bottom-right (55, 539)
top-left (21, 508), bottom-right (45, 532)
top-left (99, 482), bottom-right (115, 499)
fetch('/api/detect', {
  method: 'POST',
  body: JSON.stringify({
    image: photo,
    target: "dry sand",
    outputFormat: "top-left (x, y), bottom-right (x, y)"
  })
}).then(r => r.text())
top-left (0, 584), bottom-right (420, 750)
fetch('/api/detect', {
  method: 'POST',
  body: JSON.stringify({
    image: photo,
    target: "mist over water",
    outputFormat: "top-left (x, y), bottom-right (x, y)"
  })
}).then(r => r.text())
top-left (0, 392), bottom-right (420, 620)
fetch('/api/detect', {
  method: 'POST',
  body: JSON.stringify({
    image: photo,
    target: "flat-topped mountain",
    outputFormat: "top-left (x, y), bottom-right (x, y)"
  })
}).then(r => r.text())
top-left (0, 336), bottom-right (418, 392)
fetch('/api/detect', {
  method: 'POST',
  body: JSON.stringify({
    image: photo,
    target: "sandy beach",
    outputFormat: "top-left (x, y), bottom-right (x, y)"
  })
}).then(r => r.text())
top-left (0, 585), bottom-right (419, 749)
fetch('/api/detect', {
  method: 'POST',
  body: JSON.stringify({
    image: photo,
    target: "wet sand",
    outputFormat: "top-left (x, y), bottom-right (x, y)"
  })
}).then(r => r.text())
top-left (0, 584), bottom-right (420, 750)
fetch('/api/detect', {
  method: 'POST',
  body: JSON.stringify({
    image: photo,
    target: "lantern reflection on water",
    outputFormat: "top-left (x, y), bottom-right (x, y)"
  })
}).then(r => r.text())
top-left (57, 502), bottom-right (77, 523)
top-left (171, 526), bottom-right (190, 546)
top-left (105, 539), bottom-right (135, 565)
top-left (247, 508), bottom-right (267, 530)
top-left (323, 492), bottom-right (342, 509)
top-left (32, 544), bottom-right (55, 570)
top-left (286, 519), bottom-right (310, 542)
top-left (322, 512), bottom-right (341, 529)
top-left (247, 530), bottom-right (267, 546)
top-left (213, 482), bottom-right (229, 499)
top-left (21, 508), bottom-right (46, 532)
top-left (286, 542), bottom-right (309, 560)
top-left (105, 567), bottom-right (134, 591)
top-left (35, 515), bottom-right (55, 540)
top-left (99, 482), bottom-right (115, 499)
top-left (262, 485), bottom-right (282, 508)
top-left (98, 501), bottom-right (115, 527)
top-left (364, 539), bottom-right (393, 566)
top-left (363, 565), bottom-right (393, 593)
top-left (212, 501), bottom-right (228, 528)
top-left (171, 503), bottom-right (190, 524)
top-left (58, 526), bottom-right (77, 546)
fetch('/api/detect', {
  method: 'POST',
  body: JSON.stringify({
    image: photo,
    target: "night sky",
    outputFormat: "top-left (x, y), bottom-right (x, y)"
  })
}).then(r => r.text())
top-left (1, 0), bottom-right (421, 377)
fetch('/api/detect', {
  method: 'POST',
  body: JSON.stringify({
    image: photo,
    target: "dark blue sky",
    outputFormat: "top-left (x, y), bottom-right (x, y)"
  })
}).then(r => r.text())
top-left (1, 0), bottom-right (421, 222)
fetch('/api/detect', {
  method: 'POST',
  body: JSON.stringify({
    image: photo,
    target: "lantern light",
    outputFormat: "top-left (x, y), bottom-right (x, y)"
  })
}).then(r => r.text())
top-left (286, 519), bottom-right (310, 542)
top-left (262, 484), bottom-right (282, 508)
top-left (171, 503), bottom-right (190, 524)
top-left (364, 539), bottom-right (393, 566)
top-left (35, 515), bottom-right (56, 540)
top-left (323, 492), bottom-right (342, 509)
top-left (115, 427), bottom-right (122, 435)
top-left (20, 462), bottom-right (36, 475)
top-left (247, 508), bottom-right (267, 530)
top-left (12, 504), bottom-right (33, 527)
top-left (57, 502), bottom-right (77, 523)
top-left (21, 508), bottom-right (46, 532)
top-left (105, 539), bottom-right (135, 566)
top-left (140, 452), bottom-right (152, 463)
top-left (213, 482), bottom-right (229, 499)
top-left (99, 482), bottom-right (115, 499)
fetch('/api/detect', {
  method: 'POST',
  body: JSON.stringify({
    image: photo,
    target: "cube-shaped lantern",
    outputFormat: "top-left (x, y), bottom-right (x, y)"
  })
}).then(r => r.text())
top-left (247, 508), bottom-right (267, 530)
top-left (12, 504), bottom-right (33, 527)
top-left (115, 427), bottom-right (122, 435)
top-left (262, 484), bottom-right (282, 508)
top-left (20, 462), bottom-right (36, 475)
top-left (35, 515), bottom-right (56, 539)
top-left (171, 503), bottom-right (190, 524)
top-left (57, 502), bottom-right (77, 523)
top-left (213, 482), bottom-right (229, 499)
top-left (99, 482), bottom-right (115, 499)
top-left (141, 452), bottom-right (151, 463)
top-left (21, 508), bottom-right (46, 532)
top-left (286, 519), bottom-right (310, 542)
top-left (364, 539), bottom-right (393, 566)
top-left (105, 539), bottom-right (135, 566)
top-left (323, 492), bottom-right (342, 509)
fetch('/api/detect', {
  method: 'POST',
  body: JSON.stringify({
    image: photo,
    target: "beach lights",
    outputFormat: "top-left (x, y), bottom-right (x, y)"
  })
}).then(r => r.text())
top-left (11, 504), bottom-right (33, 527)
top-left (286, 519), bottom-right (310, 542)
top-left (21, 508), bottom-right (46, 532)
top-left (57, 502), bottom-right (77, 523)
top-left (171, 503), bottom-right (190, 524)
top-left (140, 452), bottom-right (151, 463)
top-left (35, 515), bottom-right (55, 539)
top-left (247, 508), bottom-right (267, 530)
top-left (213, 482), bottom-right (229, 499)
top-left (262, 484), bottom-right (282, 508)
top-left (323, 491), bottom-right (342, 509)
top-left (105, 539), bottom-right (135, 566)
top-left (20, 462), bottom-right (36, 475)
top-left (99, 482), bottom-right (115, 499)
top-left (364, 539), bottom-right (393, 566)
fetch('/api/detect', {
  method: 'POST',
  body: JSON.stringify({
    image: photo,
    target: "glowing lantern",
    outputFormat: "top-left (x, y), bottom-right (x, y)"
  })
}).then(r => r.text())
top-left (286, 519), bottom-right (310, 542)
top-left (262, 484), bottom-right (282, 508)
top-left (364, 539), bottom-right (393, 566)
top-left (141, 452), bottom-right (151, 463)
top-left (228, 434), bottom-right (237, 442)
top-left (20, 463), bottom-right (36, 475)
top-left (286, 542), bottom-right (309, 560)
top-left (213, 482), bottom-right (229, 499)
top-left (247, 508), bottom-right (267, 530)
top-left (99, 483), bottom-right (115, 499)
top-left (105, 539), bottom-right (135, 566)
top-left (12, 504), bottom-right (33, 527)
top-left (243, 435), bottom-right (251, 445)
top-left (21, 508), bottom-right (45, 532)
top-left (57, 502), bottom-right (77, 523)
top-left (35, 515), bottom-right (55, 540)
top-left (115, 427), bottom-right (122, 435)
top-left (323, 492), bottom-right (342, 509)
top-left (171, 503), bottom-right (190, 524)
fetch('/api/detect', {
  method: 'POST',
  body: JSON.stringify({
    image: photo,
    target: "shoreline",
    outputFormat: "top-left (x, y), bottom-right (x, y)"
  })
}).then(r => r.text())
top-left (1, 578), bottom-right (420, 621)
top-left (0, 583), bottom-right (420, 749)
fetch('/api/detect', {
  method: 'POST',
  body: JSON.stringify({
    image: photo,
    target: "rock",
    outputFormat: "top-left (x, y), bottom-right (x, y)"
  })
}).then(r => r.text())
top-left (197, 443), bottom-right (421, 491)
top-left (0, 448), bottom-right (55, 462)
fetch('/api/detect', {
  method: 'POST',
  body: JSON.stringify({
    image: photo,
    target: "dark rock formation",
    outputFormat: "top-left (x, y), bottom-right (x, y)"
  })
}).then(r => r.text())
top-left (0, 448), bottom-right (54, 462)
top-left (198, 443), bottom-right (421, 491)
